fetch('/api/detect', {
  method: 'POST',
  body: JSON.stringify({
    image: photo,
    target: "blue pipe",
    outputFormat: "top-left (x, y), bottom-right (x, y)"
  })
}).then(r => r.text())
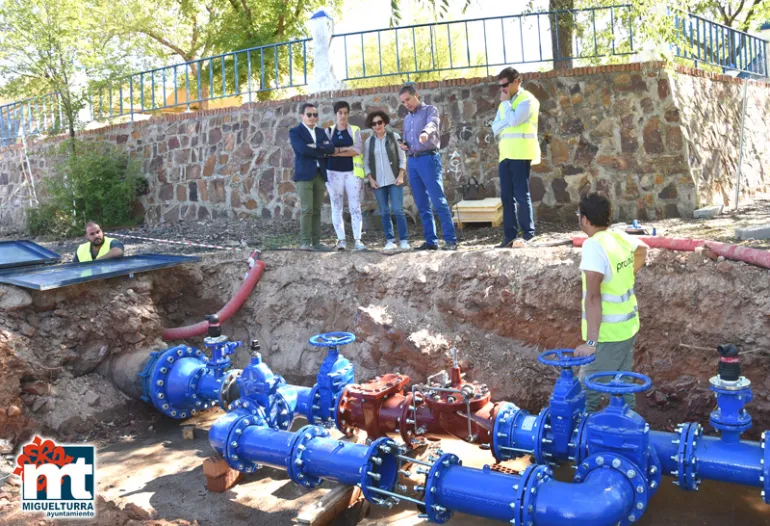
top-left (533, 468), bottom-right (635, 526)
top-left (650, 429), bottom-right (764, 487)
top-left (425, 456), bottom-right (638, 525)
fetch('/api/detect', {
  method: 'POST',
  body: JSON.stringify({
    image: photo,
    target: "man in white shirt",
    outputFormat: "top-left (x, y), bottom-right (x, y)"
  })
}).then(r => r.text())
top-left (574, 193), bottom-right (648, 412)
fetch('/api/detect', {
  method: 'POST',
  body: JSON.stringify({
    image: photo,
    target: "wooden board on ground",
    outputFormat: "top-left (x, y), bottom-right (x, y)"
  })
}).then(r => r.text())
top-left (452, 198), bottom-right (503, 228)
top-left (179, 407), bottom-right (225, 433)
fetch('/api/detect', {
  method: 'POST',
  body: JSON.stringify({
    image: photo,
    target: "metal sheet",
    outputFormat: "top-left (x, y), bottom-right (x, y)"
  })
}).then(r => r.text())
top-left (0, 254), bottom-right (200, 291)
top-left (0, 240), bottom-right (62, 269)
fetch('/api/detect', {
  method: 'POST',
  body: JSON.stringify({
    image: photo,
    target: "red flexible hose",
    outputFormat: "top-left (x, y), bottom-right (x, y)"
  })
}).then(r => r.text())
top-left (572, 235), bottom-right (770, 269)
top-left (162, 260), bottom-right (266, 341)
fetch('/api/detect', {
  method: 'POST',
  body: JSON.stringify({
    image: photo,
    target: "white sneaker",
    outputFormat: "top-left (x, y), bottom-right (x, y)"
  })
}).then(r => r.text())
top-left (336, 240), bottom-right (346, 251)
top-left (354, 240), bottom-right (366, 251)
top-left (384, 241), bottom-right (397, 250)
top-left (399, 240), bottom-right (410, 250)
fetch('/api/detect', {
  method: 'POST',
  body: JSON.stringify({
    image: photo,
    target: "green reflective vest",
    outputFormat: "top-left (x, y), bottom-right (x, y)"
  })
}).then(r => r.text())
top-left (76, 236), bottom-right (115, 262)
top-left (497, 89), bottom-right (540, 164)
top-left (581, 230), bottom-right (639, 342)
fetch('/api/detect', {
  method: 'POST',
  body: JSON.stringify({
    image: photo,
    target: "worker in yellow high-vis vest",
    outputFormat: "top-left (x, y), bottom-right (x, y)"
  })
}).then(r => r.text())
top-left (74, 222), bottom-right (125, 262)
top-left (574, 193), bottom-right (649, 412)
top-left (492, 67), bottom-right (540, 249)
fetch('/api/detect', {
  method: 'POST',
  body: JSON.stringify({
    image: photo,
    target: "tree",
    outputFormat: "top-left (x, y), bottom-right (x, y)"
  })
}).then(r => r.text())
top-left (0, 0), bottom-right (94, 142)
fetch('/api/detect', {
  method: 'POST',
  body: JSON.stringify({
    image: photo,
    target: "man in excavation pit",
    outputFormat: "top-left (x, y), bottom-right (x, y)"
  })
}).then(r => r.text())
top-left (73, 222), bottom-right (125, 262)
top-left (573, 193), bottom-right (648, 412)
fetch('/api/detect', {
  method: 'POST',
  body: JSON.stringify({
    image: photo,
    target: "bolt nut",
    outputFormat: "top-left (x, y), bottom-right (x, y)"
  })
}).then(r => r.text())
top-left (596, 457), bottom-right (604, 465)
top-left (612, 459), bottom-right (621, 468)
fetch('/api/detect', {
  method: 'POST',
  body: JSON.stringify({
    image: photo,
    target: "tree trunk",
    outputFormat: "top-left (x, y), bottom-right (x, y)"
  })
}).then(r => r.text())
top-left (550, 0), bottom-right (575, 70)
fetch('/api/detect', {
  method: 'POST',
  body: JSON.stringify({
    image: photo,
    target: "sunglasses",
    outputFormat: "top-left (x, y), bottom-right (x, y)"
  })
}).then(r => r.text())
top-left (372, 120), bottom-right (384, 126)
top-left (305, 112), bottom-right (318, 118)
top-left (498, 79), bottom-right (519, 89)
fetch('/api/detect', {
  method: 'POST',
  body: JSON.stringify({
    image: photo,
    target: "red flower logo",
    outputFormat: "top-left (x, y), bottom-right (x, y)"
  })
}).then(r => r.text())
top-left (13, 436), bottom-right (74, 492)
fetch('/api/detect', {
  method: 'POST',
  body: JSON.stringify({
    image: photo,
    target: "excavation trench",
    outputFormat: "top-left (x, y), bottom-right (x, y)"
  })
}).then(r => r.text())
top-left (1, 247), bottom-right (769, 523)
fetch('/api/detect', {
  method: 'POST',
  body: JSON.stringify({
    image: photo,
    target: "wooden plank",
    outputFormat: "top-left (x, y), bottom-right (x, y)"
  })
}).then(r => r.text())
top-left (294, 484), bottom-right (361, 525)
top-left (179, 407), bottom-right (225, 432)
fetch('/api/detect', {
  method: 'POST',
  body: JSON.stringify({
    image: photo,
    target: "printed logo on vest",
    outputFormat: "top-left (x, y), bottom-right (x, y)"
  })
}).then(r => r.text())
top-left (616, 253), bottom-right (635, 273)
top-left (14, 435), bottom-right (96, 519)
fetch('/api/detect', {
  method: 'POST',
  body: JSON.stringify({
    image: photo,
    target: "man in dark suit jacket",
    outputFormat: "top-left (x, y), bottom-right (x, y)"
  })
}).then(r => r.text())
top-left (289, 102), bottom-right (336, 251)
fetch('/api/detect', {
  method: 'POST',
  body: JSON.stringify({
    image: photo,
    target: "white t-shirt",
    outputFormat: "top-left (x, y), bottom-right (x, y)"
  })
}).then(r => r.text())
top-left (579, 232), bottom-right (641, 282)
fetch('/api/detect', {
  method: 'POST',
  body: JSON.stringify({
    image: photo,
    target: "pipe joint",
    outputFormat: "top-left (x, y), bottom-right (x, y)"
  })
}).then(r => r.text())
top-left (574, 453), bottom-right (650, 524)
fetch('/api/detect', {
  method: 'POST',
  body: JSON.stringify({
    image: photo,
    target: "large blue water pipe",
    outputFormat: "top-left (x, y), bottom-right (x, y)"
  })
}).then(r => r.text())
top-left (491, 345), bottom-right (770, 503)
top-left (208, 379), bottom-right (655, 525)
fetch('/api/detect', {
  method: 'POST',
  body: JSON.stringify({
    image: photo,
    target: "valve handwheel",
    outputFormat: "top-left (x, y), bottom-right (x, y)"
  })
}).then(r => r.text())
top-left (584, 371), bottom-right (652, 395)
top-left (309, 332), bottom-right (356, 348)
top-left (538, 348), bottom-right (596, 368)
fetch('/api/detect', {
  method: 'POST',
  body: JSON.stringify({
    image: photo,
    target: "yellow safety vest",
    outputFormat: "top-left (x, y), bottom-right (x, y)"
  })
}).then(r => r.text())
top-left (497, 89), bottom-right (540, 164)
top-left (581, 230), bottom-right (640, 343)
top-left (76, 236), bottom-right (115, 262)
top-left (331, 124), bottom-right (366, 179)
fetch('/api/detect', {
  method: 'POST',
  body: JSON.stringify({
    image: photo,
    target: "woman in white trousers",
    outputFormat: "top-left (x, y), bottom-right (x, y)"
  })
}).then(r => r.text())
top-left (326, 100), bottom-right (366, 250)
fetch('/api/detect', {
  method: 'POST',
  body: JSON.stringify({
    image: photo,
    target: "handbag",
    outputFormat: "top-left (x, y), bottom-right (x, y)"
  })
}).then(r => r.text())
top-left (462, 176), bottom-right (485, 201)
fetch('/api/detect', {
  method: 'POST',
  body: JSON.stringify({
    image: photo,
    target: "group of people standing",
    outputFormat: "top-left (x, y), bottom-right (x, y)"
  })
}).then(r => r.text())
top-left (289, 68), bottom-right (543, 252)
top-left (289, 84), bottom-right (465, 252)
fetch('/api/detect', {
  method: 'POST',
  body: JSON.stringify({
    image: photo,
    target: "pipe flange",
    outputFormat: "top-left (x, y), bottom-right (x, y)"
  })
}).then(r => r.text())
top-left (287, 425), bottom-right (330, 489)
top-left (423, 453), bottom-right (460, 524)
top-left (139, 345), bottom-right (206, 419)
top-left (571, 416), bottom-right (590, 464)
top-left (531, 409), bottom-right (550, 465)
top-left (399, 392), bottom-right (427, 446)
top-left (672, 422), bottom-right (701, 491)
top-left (760, 431), bottom-right (770, 504)
top-left (574, 453), bottom-right (648, 525)
top-left (360, 438), bottom-right (400, 504)
top-left (224, 412), bottom-right (265, 473)
top-left (516, 464), bottom-right (553, 526)
top-left (645, 445), bottom-right (663, 496)
top-left (229, 397), bottom-right (267, 422)
top-left (491, 403), bottom-right (525, 462)
top-left (220, 369), bottom-right (242, 408)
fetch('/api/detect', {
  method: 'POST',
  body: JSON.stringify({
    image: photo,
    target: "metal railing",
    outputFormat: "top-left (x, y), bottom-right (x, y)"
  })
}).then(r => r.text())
top-left (0, 93), bottom-right (63, 147)
top-left (90, 39), bottom-right (310, 121)
top-left (331, 5), bottom-right (636, 81)
top-left (672, 11), bottom-right (768, 76)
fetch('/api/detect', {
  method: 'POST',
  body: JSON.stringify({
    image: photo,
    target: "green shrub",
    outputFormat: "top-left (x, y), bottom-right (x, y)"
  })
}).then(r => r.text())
top-left (26, 140), bottom-right (147, 238)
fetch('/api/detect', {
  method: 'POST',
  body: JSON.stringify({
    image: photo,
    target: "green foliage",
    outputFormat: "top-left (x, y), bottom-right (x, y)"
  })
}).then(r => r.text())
top-left (26, 140), bottom-right (146, 237)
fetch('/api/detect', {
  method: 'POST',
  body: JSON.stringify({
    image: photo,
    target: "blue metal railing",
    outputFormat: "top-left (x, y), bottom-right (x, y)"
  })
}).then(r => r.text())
top-left (90, 39), bottom-right (310, 121)
top-left (0, 93), bottom-right (63, 147)
top-left (331, 5), bottom-right (636, 81)
top-left (672, 11), bottom-right (768, 76)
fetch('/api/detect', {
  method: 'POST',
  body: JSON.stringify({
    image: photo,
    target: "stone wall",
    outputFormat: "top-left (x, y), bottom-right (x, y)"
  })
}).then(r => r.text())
top-left (1, 61), bottom-right (768, 232)
top-left (669, 69), bottom-right (770, 207)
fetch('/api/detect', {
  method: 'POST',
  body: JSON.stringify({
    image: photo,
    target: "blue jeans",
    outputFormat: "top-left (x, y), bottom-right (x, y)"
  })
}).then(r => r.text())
top-left (374, 184), bottom-right (409, 242)
top-left (499, 159), bottom-right (535, 240)
top-left (408, 153), bottom-right (457, 245)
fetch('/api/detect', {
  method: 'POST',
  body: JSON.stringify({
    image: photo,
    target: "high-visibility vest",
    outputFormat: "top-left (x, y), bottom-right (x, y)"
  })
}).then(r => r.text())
top-left (76, 237), bottom-right (115, 262)
top-left (581, 230), bottom-right (640, 343)
top-left (497, 89), bottom-right (540, 164)
top-left (331, 124), bottom-right (366, 179)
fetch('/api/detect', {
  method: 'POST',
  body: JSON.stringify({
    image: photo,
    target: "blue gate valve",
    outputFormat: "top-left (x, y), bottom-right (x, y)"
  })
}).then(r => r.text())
top-left (305, 332), bottom-right (355, 425)
top-left (582, 370), bottom-right (661, 505)
top-left (537, 349), bottom-right (595, 461)
top-left (709, 344), bottom-right (753, 443)
top-left (138, 314), bottom-right (243, 419)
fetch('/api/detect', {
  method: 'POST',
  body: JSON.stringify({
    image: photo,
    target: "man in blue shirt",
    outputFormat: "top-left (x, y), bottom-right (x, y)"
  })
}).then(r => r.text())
top-left (289, 102), bottom-right (336, 251)
top-left (399, 85), bottom-right (458, 251)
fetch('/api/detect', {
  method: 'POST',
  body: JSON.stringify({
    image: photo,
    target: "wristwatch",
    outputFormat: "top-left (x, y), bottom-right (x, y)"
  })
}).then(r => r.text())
top-left (586, 340), bottom-right (597, 348)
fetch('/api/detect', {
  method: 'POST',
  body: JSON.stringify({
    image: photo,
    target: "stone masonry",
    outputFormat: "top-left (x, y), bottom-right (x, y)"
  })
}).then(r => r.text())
top-left (1, 61), bottom-right (768, 232)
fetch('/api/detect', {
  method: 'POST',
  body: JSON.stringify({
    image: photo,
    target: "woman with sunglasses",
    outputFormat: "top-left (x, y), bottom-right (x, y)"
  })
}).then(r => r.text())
top-left (363, 110), bottom-right (409, 250)
top-left (326, 101), bottom-right (366, 250)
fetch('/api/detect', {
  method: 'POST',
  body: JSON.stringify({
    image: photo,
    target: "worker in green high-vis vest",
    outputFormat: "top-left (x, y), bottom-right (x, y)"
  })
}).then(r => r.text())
top-left (73, 222), bottom-right (125, 263)
top-left (574, 193), bottom-right (648, 412)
